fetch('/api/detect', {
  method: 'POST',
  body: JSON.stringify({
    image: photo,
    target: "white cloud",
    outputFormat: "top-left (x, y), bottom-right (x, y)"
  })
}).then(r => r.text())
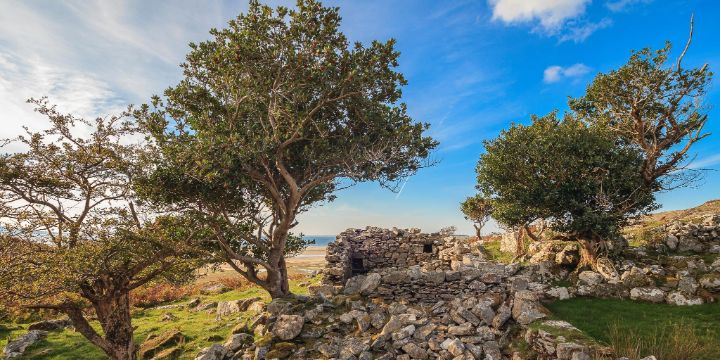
top-left (560, 18), bottom-right (613, 43)
top-left (543, 63), bottom-right (591, 83)
top-left (0, 51), bottom-right (125, 147)
top-left (688, 153), bottom-right (720, 170)
top-left (606, 0), bottom-right (653, 12)
top-left (489, 0), bottom-right (591, 32)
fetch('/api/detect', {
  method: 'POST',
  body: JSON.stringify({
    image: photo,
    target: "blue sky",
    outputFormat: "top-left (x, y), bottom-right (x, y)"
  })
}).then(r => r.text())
top-left (1, 0), bottom-right (719, 235)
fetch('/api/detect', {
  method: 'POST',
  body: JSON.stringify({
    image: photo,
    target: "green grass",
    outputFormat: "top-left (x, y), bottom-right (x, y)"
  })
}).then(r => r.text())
top-left (483, 240), bottom-right (516, 264)
top-left (545, 298), bottom-right (720, 359)
top-left (0, 276), bottom-right (321, 359)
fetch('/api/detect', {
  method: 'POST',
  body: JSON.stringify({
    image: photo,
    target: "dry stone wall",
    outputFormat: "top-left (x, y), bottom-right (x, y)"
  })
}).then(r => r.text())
top-left (323, 227), bottom-right (469, 284)
top-left (660, 215), bottom-right (720, 253)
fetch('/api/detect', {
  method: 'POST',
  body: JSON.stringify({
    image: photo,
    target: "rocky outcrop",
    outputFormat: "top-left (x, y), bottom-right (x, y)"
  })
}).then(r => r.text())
top-left (2, 330), bottom-right (47, 359)
top-left (216, 297), bottom-right (262, 317)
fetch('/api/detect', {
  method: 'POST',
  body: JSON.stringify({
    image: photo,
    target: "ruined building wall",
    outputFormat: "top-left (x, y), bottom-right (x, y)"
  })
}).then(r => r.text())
top-left (323, 227), bottom-right (469, 284)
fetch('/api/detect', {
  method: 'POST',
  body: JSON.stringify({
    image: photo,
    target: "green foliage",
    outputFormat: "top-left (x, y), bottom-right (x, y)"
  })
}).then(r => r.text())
top-left (476, 112), bottom-right (656, 238)
top-left (570, 41), bottom-right (713, 190)
top-left (0, 99), bottom-right (209, 357)
top-left (460, 194), bottom-right (492, 237)
top-left (136, 0), bottom-right (436, 297)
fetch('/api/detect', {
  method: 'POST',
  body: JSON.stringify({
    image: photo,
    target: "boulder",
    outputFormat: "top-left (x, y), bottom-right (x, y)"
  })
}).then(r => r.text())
top-left (272, 314), bottom-right (305, 340)
top-left (677, 273), bottom-right (699, 295)
top-left (483, 341), bottom-right (502, 360)
top-left (596, 258), bottom-right (620, 281)
top-left (444, 338), bottom-right (465, 356)
top-left (620, 267), bottom-right (651, 288)
top-left (666, 291), bottom-right (703, 306)
top-left (359, 273), bottom-right (382, 295)
top-left (308, 284), bottom-right (337, 299)
top-left (401, 342), bottom-right (427, 359)
top-left (224, 333), bottom-right (253, 352)
top-left (556, 342), bottom-right (588, 360)
top-left (344, 275), bottom-right (367, 295)
top-left (27, 319), bottom-right (71, 331)
top-left (699, 273), bottom-right (720, 291)
top-left (267, 299), bottom-right (292, 316)
top-left (512, 291), bottom-right (547, 325)
top-left (578, 271), bottom-right (603, 286)
top-left (2, 330), bottom-right (47, 359)
top-left (194, 344), bottom-right (227, 360)
top-left (629, 287), bottom-right (665, 303)
top-left (139, 330), bottom-right (185, 359)
top-left (555, 244), bottom-right (580, 265)
top-left (546, 287), bottom-right (571, 300)
top-left (665, 235), bottom-right (679, 250)
top-left (216, 297), bottom-right (261, 317)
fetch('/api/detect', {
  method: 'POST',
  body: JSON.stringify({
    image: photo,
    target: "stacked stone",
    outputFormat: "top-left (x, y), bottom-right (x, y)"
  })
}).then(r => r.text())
top-left (356, 263), bottom-right (511, 304)
top-left (662, 214), bottom-right (720, 253)
top-left (323, 227), bottom-right (468, 284)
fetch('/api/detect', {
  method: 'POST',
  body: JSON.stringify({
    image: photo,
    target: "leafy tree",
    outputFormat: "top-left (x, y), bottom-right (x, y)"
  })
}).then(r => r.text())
top-left (570, 30), bottom-right (712, 190)
top-left (476, 112), bottom-right (656, 268)
top-left (460, 194), bottom-right (492, 239)
top-left (0, 100), bottom-right (207, 360)
top-left (137, 0), bottom-right (437, 298)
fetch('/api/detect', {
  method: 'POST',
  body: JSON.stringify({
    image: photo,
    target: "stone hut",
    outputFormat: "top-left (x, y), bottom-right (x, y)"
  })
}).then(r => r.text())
top-left (323, 226), bottom-right (469, 284)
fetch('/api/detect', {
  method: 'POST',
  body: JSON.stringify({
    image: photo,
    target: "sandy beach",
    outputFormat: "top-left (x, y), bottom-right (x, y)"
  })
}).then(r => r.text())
top-left (196, 246), bottom-right (327, 283)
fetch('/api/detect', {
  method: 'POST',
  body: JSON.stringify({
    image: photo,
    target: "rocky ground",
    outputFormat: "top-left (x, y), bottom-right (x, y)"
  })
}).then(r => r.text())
top-left (4, 213), bottom-right (720, 359)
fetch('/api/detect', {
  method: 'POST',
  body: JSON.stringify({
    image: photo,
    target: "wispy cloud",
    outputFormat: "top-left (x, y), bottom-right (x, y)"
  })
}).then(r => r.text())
top-left (543, 63), bottom-right (592, 83)
top-left (606, 0), bottom-right (654, 12)
top-left (0, 51), bottom-right (125, 147)
top-left (688, 153), bottom-right (720, 170)
top-left (560, 18), bottom-right (613, 43)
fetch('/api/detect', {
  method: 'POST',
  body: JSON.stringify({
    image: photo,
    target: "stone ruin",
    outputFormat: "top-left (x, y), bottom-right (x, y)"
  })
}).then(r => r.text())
top-left (323, 227), bottom-right (471, 284)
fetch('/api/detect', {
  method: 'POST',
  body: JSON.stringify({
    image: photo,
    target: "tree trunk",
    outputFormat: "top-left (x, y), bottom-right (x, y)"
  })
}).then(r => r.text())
top-left (473, 225), bottom-right (482, 240)
top-left (266, 257), bottom-right (292, 299)
top-left (576, 238), bottom-right (599, 272)
top-left (93, 292), bottom-right (137, 360)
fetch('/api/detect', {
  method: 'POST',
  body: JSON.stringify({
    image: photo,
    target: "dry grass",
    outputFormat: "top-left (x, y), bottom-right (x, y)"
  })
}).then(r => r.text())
top-left (130, 283), bottom-right (195, 308)
top-left (607, 319), bottom-right (720, 360)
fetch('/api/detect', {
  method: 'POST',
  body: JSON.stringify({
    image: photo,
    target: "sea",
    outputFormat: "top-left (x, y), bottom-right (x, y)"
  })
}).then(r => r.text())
top-left (302, 235), bottom-right (336, 246)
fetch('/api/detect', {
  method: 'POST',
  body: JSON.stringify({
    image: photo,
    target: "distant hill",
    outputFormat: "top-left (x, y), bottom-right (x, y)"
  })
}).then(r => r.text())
top-left (637, 199), bottom-right (720, 225)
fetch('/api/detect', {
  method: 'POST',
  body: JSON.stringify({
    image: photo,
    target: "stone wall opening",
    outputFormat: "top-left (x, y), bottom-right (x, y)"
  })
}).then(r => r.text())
top-left (350, 257), bottom-right (367, 275)
top-left (423, 244), bottom-right (433, 253)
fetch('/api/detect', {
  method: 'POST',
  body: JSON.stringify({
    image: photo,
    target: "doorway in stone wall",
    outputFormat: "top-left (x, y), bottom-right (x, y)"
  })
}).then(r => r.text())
top-left (350, 257), bottom-right (367, 275)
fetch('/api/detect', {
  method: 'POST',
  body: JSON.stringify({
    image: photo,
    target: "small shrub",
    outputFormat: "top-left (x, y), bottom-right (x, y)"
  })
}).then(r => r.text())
top-left (131, 283), bottom-right (193, 308)
top-left (216, 276), bottom-right (254, 290)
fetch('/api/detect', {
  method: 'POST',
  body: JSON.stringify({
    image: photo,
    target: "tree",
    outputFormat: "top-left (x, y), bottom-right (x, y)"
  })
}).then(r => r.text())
top-left (0, 100), bottom-right (207, 360)
top-left (460, 195), bottom-right (492, 239)
top-left (475, 112), bottom-right (656, 268)
top-left (570, 25), bottom-right (712, 190)
top-left (137, 0), bottom-right (437, 298)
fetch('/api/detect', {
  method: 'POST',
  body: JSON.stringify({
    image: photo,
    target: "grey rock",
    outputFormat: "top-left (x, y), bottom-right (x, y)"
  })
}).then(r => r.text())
top-left (272, 315), bottom-right (305, 340)
top-left (2, 330), bottom-right (47, 359)
top-left (194, 344), bottom-right (228, 360)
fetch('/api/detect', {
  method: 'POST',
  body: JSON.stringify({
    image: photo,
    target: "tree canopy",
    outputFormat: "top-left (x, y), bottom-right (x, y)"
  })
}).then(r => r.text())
top-left (137, 0), bottom-right (437, 298)
top-left (460, 194), bottom-right (493, 239)
top-left (476, 112), bottom-right (657, 240)
top-left (570, 40), bottom-right (712, 190)
top-left (0, 99), bottom-right (208, 360)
